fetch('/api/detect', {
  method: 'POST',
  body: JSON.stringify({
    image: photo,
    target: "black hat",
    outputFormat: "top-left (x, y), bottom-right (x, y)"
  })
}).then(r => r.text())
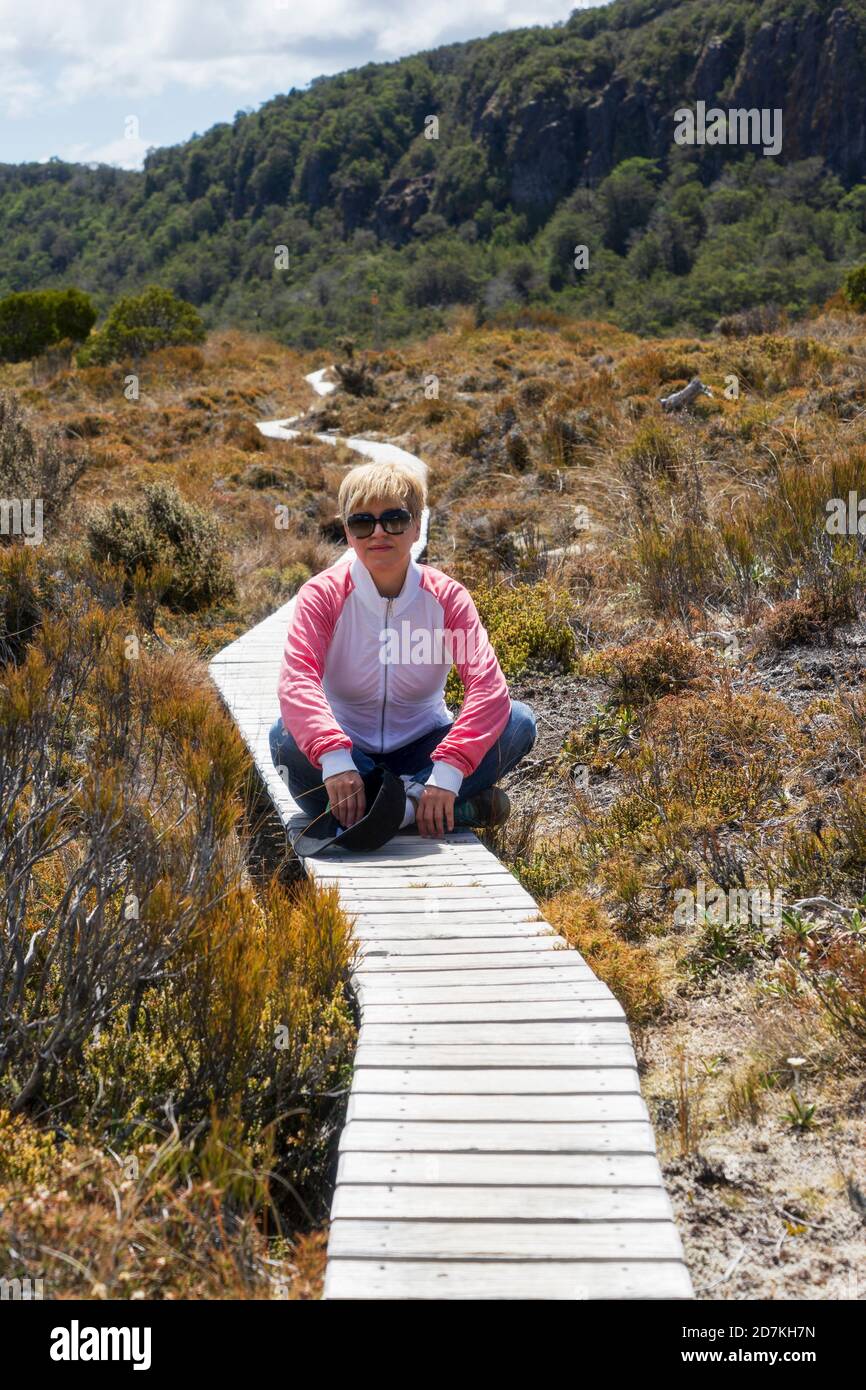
top-left (290, 763), bottom-right (407, 858)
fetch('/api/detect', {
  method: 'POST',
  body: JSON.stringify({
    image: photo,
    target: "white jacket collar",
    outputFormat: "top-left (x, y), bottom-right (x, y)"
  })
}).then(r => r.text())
top-left (350, 552), bottom-right (421, 616)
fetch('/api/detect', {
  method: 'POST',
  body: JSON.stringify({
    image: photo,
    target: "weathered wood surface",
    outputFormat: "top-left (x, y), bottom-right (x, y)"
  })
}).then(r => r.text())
top-left (207, 395), bottom-right (694, 1301)
top-left (659, 376), bottom-right (713, 411)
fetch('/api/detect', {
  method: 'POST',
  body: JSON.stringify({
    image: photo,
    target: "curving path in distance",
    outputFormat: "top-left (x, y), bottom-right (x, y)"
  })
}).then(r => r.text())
top-left (256, 366), bottom-right (430, 563)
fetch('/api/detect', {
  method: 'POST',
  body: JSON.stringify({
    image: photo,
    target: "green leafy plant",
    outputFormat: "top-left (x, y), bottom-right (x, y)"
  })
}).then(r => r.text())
top-left (844, 262), bottom-right (866, 312)
top-left (783, 1092), bottom-right (818, 1131)
top-left (0, 287), bottom-right (96, 362)
top-left (78, 286), bottom-right (205, 366)
top-left (445, 578), bottom-right (575, 705)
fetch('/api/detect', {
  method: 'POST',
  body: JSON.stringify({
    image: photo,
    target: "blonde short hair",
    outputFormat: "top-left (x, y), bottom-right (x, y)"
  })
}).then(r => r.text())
top-left (338, 460), bottom-right (427, 523)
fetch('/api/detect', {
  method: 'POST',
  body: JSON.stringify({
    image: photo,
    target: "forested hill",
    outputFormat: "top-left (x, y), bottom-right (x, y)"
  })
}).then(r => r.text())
top-left (5, 0), bottom-right (866, 344)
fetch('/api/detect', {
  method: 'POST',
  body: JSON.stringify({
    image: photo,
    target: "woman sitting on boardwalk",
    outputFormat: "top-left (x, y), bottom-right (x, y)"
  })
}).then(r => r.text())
top-left (270, 457), bottom-right (537, 838)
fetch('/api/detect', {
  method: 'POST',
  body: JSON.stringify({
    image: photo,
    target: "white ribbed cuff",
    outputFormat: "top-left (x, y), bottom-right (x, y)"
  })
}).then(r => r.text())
top-left (319, 747), bottom-right (356, 779)
top-left (425, 759), bottom-right (463, 795)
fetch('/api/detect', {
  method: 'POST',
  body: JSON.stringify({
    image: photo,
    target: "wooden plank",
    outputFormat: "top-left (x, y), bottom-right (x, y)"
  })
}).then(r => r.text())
top-left (338, 1120), bottom-right (657, 1153)
top-left (348, 1067), bottom-right (641, 1095)
top-left (331, 1185), bottom-right (673, 1222)
top-left (323, 1260), bottom-right (694, 1300)
top-left (353, 942), bottom-right (579, 959)
top-left (353, 1046), bottom-right (638, 1068)
top-left (347, 909), bottom-right (549, 925)
top-left (309, 846), bottom-right (490, 865)
top-left (354, 979), bottom-right (614, 1002)
top-left (350, 940), bottom-right (577, 962)
top-left (340, 903), bottom-right (540, 920)
top-left (345, 923), bottom-right (555, 939)
top-left (349, 901), bottom-right (543, 919)
top-left (359, 1000), bottom-right (626, 1024)
top-left (346, 1093), bottom-right (648, 1123)
top-left (357, 1022), bottom-right (632, 1044)
top-left (317, 867), bottom-right (521, 879)
top-left (352, 962), bottom-right (590, 979)
top-left (339, 899), bottom-right (540, 915)
top-left (355, 970), bottom-right (605, 991)
top-left (336, 1150), bottom-right (665, 1186)
top-left (327, 1219), bottom-right (685, 1261)
top-left (336, 885), bottom-right (536, 901)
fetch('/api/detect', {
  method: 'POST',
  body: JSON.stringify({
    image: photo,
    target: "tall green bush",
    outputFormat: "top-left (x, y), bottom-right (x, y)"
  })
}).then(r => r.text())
top-left (78, 286), bottom-right (206, 366)
top-left (0, 288), bottom-right (96, 362)
top-left (844, 262), bottom-right (866, 311)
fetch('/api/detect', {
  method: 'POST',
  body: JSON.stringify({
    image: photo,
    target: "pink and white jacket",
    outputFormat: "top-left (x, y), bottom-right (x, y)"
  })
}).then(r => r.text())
top-left (276, 552), bottom-right (511, 794)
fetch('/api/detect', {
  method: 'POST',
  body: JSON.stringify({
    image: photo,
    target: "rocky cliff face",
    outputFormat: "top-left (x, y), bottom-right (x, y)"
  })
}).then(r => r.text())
top-left (728, 8), bottom-right (866, 182)
top-left (451, 2), bottom-right (866, 225)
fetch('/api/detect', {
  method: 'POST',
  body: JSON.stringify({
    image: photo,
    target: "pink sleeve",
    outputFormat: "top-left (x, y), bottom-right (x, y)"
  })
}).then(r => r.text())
top-left (277, 575), bottom-right (353, 770)
top-left (429, 578), bottom-right (511, 782)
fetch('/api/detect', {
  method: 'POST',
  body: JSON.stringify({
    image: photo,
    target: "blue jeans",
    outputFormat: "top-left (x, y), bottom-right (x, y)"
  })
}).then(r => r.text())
top-left (269, 700), bottom-right (538, 818)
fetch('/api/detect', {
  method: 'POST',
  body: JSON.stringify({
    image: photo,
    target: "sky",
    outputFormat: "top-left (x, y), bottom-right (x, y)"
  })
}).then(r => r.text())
top-left (0, 1), bottom-right (609, 170)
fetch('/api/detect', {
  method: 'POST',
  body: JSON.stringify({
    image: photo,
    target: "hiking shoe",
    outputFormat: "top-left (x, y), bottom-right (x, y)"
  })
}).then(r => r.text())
top-left (453, 787), bottom-right (511, 829)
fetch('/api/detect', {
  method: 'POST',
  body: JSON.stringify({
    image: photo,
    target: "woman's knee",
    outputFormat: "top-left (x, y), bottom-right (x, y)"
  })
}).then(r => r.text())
top-left (269, 716), bottom-right (294, 766)
top-left (270, 717), bottom-right (313, 778)
top-left (509, 700), bottom-right (538, 754)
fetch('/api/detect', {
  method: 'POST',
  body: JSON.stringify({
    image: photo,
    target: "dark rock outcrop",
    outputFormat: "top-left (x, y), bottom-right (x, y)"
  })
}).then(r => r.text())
top-left (374, 175), bottom-right (435, 244)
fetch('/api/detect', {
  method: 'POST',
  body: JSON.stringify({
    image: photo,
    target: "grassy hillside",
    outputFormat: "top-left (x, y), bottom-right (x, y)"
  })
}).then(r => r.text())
top-left (1, 301), bottom-right (865, 1296)
top-left (4, 0), bottom-right (866, 344)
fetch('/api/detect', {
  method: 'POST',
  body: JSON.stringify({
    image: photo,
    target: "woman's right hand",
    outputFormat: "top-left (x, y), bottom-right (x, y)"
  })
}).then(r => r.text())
top-left (324, 770), bottom-right (366, 827)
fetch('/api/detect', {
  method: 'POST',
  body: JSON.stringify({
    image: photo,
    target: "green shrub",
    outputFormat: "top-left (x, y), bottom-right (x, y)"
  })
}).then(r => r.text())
top-left (49, 288), bottom-right (98, 344)
top-left (86, 481), bottom-right (235, 610)
top-left (78, 286), bottom-right (205, 366)
top-left (844, 263), bottom-right (866, 312)
top-left (405, 259), bottom-right (478, 308)
top-left (475, 578), bottom-right (576, 678)
top-left (0, 288), bottom-right (96, 362)
top-left (446, 578), bottom-right (576, 704)
top-left (0, 292), bottom-right (53, 362)
top-left (259, 561), bottom-right (312, 601)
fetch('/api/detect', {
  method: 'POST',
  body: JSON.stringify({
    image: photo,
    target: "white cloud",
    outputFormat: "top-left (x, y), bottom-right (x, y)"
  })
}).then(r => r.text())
top-left (1, 0), bottom-right (607, 166)
top-left (44, 134), bottom-right (152, 171)
top-left (0, 58), bottom-right (45, 118)
top-left (0, 0), bottom-right (584, 109)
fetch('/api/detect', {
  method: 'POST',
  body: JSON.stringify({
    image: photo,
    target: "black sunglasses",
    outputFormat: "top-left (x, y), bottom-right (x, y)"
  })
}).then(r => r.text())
top-left (345, 507), bottom-right (413, 539)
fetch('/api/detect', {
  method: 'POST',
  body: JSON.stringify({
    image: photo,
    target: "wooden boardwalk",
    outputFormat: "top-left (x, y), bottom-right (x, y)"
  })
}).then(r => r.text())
top-left (207, 406), bottom-right (694, 1301)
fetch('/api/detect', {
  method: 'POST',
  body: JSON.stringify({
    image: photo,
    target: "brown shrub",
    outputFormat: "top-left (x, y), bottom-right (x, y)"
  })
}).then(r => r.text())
top-left (540, 888), bottom-right (664, 1024)
top-left (592, 629), bottom-right (711, 706)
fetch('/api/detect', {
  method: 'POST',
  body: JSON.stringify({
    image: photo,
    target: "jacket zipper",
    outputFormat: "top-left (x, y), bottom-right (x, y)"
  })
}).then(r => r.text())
top-left (380, 597), bottom-right (393, 753)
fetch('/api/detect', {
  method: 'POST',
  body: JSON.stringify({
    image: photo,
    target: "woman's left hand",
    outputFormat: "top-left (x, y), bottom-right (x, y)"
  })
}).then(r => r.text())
top-left (415, 785), bottom-right (456, 837)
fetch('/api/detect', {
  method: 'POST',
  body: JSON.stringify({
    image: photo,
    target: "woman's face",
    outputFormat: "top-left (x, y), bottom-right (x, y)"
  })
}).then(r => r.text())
top-left (343, 493), bottom-right (421, 586)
